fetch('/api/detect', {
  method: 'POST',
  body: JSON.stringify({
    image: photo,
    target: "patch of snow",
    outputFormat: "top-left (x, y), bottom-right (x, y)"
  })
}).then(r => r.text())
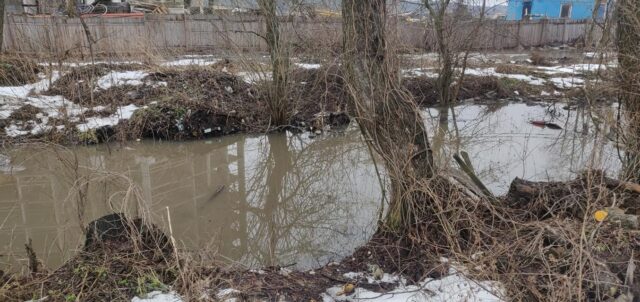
top-left (343, 272), bottom-right (363, 279)
top-left (4, 124), bottom-right (29, 137)
top-left (502, 74), bottom-right (546, 85)
top-left (76, 104), bottom-right (140, 132)
top-left (0, 70), bottom-right (150, 137)
top-left (131, 291), bottom-right (182, 302)
top-left (23, 298), bottom-right (48, 302)
top-left (0, 72), bottom-right (61, 99)
top-left (549, 77), bottom-right (585, 89)
top-left (402, 68), bottom-right (439, 78)
top-left (38, 60), bottom-right (141, 67)
top-left (237, 71), bottom-right (270, 84)
top-left (217, 288), bottom-right (240, 300)
top-left (0, 108), bottom-right (16, 119)
top-left (161, 58), bottom-right (220, 67)
top-left (534, 64), bottom-right (607, 75)
top-left (465, 68), bottom-right (546, 85)
top-left (295, 63), bottom-right (322, 69)
top-left (182, 54), bottom-right (217, 58)
top-left (97, 71), bottom-right (149, 90)
top-left (541, 91), bottom-right (550, 96)
top-left (323, 270), bottom-right (504, 302)
top-left (403, 53), bottom-right (439, 60)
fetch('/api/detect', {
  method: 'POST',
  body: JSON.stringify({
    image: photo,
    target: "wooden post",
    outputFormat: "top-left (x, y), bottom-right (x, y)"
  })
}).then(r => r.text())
top-left (516, 20), bottom-right (522, 49)
top-left (183, 15), bottom-right (188, 51)
top-left (492, 19), bottom-right (498, 49)
top-left (538, 19), bottom-right (546, 46)
top-left (562, 19), bottom-right (568, 44)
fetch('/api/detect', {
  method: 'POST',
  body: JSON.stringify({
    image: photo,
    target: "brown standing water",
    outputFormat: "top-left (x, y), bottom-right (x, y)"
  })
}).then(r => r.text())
top-left (0, 131), bottom-right (383, 273)
top-left (0, 102), bottom-right (621, 273)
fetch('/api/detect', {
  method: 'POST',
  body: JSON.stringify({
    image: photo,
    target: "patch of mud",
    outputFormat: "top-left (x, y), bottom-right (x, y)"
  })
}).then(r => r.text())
top-left (122, 68), bottom-right (264, 140)
top-left (289, 65), bottom-right (349, 125)
top-left (403, 75), bottom-right (547, 105)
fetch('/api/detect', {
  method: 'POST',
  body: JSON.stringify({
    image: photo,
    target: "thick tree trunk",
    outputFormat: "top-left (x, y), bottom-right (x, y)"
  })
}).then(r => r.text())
top-left (342, 0), bottom-right (434, 230)
top-left (258, 0), bottom-right (290, 126)
top-left (617, 0), bottom-right (640, 182)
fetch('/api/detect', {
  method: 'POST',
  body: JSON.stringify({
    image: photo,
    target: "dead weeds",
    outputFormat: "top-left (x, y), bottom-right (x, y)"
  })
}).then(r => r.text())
top-left (0, 56), bottom-right (41, 86)
top-left (8, 105), bottom-right (42, 122)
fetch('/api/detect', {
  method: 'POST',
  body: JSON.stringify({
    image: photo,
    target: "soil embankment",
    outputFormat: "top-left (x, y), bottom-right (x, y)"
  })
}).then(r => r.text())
top-left (1, 172), bottom-right (637, 301)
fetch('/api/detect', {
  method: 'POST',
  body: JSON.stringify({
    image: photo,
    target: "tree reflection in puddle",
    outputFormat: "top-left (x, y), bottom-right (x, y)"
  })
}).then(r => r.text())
top-left (0, 101), bottom-right (622, 273)
top-left (0, 131), bottom-right (382, 272)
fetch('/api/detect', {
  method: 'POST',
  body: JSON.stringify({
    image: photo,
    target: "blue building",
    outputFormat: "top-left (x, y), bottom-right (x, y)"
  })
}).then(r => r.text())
top-left (506, 0), bottom-right (607, 20)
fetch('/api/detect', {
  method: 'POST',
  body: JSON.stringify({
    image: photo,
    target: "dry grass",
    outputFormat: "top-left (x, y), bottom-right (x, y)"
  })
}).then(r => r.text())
top-left (0, 55), bottom-right (41, 86)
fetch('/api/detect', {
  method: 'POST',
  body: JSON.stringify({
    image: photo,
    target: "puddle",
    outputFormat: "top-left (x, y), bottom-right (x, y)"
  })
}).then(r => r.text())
top-left (0, 131), bottom-right (382, 272)
top-left (0, 101), bottom-right (621, 273)
top-left (427, 101), bottom-right (621, 193)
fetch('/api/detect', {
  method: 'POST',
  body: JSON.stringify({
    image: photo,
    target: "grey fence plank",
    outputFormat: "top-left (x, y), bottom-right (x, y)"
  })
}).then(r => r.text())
top-left (2, 14), bottom-right (600, 56)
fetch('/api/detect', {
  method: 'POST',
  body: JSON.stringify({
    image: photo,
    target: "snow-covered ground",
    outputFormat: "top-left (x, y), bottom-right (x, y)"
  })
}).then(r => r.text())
top-left (0, 54), bottom-right (614, 139)
top-left (321, 259), bottom-right (503, 302)
top-left (96, 71), bottom-right (150, 90)
top-left (0, 71), bottom-right (150, 137)
top-left (131, 291), bottom-right (182, 302)
top-left (321, 272), bottom-right (503, 302)
top-left (214, 259), bottom-right (505, 302)
top-left (402, 61), bottom-right (611, 92)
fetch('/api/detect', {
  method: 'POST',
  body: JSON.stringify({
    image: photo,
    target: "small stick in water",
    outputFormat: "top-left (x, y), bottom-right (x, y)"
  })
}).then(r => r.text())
top-left (207, 185), bottom-right (225, 202)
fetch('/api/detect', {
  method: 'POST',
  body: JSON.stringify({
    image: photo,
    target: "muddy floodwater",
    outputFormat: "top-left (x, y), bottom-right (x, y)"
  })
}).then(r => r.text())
top-left (0, 102), bottom-right (621, 273)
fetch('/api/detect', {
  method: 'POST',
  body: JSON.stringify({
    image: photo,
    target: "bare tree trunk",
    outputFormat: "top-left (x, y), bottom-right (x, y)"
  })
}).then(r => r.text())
top-left (424, 0), bottom-right (453, 105)
top-left (617, 0), bottom-right (640, 182)
top-left (342, 0), bottom-right (434, 231)
top-left (258, 0), bottom-right (290, 126)
top-left (0, 0), bottom-right (4, 53)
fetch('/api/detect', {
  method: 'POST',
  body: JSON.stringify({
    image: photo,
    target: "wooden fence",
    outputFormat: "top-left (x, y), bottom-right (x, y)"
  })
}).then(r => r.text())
top-left (2, 14), bottom-right (601, 56)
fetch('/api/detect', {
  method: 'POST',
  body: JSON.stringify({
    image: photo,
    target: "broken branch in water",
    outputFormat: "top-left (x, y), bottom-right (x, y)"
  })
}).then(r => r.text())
top-left (453, 152), bottom-right (494, 199)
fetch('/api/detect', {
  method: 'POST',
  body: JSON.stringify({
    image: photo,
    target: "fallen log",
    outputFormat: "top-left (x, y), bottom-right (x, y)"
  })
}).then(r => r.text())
top-left (602, 177), bottom-right (640, 194)
top-left (506, 174), bottom-right (640, 222)
top-left (601, 207), bottom-right (639, 229)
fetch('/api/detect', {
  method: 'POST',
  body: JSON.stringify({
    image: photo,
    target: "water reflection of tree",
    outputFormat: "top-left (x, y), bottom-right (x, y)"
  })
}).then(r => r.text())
top-left (0, 132), bottom-right (381, 271)
top-left (230, 131), bottom-right (378, 269)
top-left (547, 105), bottom-right (619, 177)
top-left (425, 102), bottom-right (621, 194)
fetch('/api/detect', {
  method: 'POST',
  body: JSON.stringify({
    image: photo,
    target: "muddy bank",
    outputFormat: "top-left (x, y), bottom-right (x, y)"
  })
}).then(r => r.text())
top-left (2, 172), bottom-right (637, 301)
top-left (1, 214), bottom-right (177, 302)
top-left (0, 58), bottom-right (614, 145)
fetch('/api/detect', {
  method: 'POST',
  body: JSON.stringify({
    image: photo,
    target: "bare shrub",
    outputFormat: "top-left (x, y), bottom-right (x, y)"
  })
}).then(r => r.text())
top-left (530, 51), bottom-right (552, 66)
